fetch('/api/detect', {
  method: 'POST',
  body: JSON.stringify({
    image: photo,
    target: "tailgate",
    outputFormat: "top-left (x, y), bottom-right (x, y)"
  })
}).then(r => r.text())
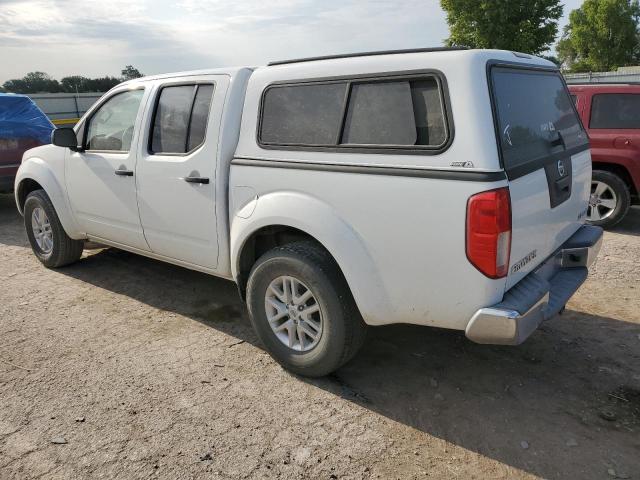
top-left (489, 65), bottom-right (591, 289)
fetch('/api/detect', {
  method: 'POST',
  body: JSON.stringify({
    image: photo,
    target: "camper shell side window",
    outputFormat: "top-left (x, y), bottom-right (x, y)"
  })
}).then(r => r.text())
top-left (257, 71), bottom-right (453, 155)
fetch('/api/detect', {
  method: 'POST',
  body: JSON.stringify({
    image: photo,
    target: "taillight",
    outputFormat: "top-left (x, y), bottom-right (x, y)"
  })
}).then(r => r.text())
top-left (466, 187), bottom-right (512, 279)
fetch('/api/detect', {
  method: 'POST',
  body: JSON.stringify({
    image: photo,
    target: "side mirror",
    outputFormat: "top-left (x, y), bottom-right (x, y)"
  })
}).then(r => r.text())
top-left (51, 128), bottom-right (80, 151)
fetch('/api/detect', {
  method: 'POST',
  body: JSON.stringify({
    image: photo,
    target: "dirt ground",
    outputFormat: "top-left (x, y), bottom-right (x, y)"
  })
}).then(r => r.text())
top-left (0, 193), bottom-right (639, 480)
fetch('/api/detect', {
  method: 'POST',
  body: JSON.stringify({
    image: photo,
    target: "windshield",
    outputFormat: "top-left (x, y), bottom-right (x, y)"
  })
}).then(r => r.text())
top-left (491, 67), bottom-right (588, 173)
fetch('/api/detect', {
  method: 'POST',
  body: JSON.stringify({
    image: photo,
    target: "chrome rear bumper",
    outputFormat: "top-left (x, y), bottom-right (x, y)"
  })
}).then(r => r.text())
top-left (465, 225), bottom-right (603, 345)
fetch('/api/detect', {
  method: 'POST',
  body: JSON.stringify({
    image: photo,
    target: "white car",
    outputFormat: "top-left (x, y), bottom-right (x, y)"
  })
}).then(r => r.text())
top-left (15, 48), bottom-right (603, 376)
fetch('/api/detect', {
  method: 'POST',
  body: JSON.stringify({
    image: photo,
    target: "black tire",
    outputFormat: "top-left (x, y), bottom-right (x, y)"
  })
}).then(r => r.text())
top-left (246, 241), bottom-right (366, 377)
top-left (587, 170), bottom-right (631, 229)
top-left (24, 189), bottom-right (84, 268)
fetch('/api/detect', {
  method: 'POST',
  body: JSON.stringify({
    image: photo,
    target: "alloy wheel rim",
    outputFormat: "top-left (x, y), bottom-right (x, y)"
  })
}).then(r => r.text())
top-left (587, 180), bottom-right (617, 222)
top-left (31, 207), bottom-right (54, 254)
top-left (264, 276), bottom-right (323, 352)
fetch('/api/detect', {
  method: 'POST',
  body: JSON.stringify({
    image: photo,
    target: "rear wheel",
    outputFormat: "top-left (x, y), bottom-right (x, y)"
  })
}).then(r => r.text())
top-left (587, 170), bottom-right (630, 229)
top-left (24, 189), bottom-right (84, 268)
top-left (246, 241), bottom-right (366, 377)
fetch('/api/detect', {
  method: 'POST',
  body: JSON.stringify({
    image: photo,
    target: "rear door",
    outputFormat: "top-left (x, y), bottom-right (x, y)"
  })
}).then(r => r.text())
top-left (489, 65), bottom-right (591, 289)
top-left (136, 75), bottom-right (227, 269)
top-left (586, 91), bottom-right (640, 166)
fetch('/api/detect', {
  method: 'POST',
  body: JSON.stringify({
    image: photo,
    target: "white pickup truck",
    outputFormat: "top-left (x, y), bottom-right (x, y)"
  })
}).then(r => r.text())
top-left (15, 48), bottom-right (603, 376)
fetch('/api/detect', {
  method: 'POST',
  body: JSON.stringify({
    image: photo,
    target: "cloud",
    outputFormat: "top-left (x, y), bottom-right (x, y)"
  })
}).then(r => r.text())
top-left (0, 0), bottom-right (217, 81)
top-left (169, 0), bottom-right (448, 66)
top-left (0, 0), bottom-right (448, 81)
top-left (0, 0), bottom-right (576, 84)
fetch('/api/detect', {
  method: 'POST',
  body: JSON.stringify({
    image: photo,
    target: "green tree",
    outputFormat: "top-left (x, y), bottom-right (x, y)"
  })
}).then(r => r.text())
top-left (2, 78), bottom-right (28, 93)
top-left (59, 75), bottom-right (121, 93)
top-left (2, 66), bottom-right (140, 94)
top-left (60, 75), bottom-right (92, 93)
top-left (121, 65), bottom-right (143, 81)
top-left (86, 76), bottom-right (122, 91)
top-left (557, 0), bottom-right (640, 72)
top-left (2, 71), bottom-right (61, 93)
top-left (440, 0), bottom-right (563, 54)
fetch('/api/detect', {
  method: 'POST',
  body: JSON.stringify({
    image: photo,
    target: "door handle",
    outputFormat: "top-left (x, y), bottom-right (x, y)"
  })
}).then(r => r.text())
top-left (184, 176), bottom-right (210, 184)
top-left (114, 169), bottom-right (134, 176)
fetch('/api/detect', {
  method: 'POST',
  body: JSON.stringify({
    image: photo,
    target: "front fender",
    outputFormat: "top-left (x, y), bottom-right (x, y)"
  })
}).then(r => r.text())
top-left (230, 191), bottom-right (393, 325)
top-left (14, 151), bottom-right (83, 240)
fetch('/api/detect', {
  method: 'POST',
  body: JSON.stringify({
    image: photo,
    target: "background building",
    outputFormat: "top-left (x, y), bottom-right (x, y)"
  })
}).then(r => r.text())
top-left (565, 66), bottom-right (640, 84)
top-left (27, 93), bottom-right (102, 126)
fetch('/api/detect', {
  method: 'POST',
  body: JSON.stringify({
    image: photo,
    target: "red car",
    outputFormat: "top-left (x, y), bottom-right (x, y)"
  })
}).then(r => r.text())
top-left (569, 84), bottom-right (640, 227)
top-left (0, 94), bottom-right (54, 193)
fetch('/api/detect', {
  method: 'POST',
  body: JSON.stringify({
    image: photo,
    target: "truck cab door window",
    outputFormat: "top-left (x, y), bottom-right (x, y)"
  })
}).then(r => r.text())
top-left (187, 85), bottom-right (214, 150)
top-left (85, 90), bottom-right (144, 151)
top-left (151, 85), bottom-right (193, 153)
top-left (150, 84), bottom-right (215, 154)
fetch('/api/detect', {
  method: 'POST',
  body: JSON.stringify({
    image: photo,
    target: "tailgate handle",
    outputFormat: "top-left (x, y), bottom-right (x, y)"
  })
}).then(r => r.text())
top-left (551, 176), bottom-right (572, 205)
top-left (544, 156), bottom-right (573, 208)
top-left (556, 176), bottom-right (571, 193)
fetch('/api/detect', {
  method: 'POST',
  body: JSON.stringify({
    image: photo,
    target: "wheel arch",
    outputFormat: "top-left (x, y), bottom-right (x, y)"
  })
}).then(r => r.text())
top-left (235, 225), bottom-right (323, 296)
top-left (591, 160), bottom-right (638, 198)
top-left (15, 177), bottom-right (44, 213)
top-left (230, 192), bottom-right (392, 325)
top-left (15, 159), bottom-right (83, 239)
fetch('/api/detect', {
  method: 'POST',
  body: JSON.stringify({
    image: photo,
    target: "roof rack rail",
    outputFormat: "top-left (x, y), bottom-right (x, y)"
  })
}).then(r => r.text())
top-left (268, 47), bottom-right (469, 66)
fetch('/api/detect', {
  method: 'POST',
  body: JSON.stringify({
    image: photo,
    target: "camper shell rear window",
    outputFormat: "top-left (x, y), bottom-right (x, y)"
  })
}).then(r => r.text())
top-left (489, 65), bottom-right (588, 177)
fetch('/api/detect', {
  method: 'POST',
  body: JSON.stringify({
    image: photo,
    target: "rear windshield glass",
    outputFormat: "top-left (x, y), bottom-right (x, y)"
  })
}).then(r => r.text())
top-left (590, 94), bottom-right (640, 129)
top-left (491, 67), bottom-right (587, 171)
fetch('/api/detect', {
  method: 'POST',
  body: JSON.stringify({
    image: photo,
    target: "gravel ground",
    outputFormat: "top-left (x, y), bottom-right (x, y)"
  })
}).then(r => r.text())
top-left (1, 193), bottom-right (639, 480)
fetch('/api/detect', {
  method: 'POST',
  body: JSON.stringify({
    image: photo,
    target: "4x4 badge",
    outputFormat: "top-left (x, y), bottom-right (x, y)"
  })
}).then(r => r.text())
top-left (557, 160), bottom-right (566, 177)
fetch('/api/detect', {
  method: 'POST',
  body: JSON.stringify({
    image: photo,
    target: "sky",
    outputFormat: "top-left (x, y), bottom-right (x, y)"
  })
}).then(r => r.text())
top-left (0, 0), bottom-right (583, 84)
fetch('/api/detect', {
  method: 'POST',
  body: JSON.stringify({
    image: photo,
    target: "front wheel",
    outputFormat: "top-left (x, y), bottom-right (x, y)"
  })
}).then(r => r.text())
top-left (246, 242), bottom-right (366, 377)
top-left (24, 189), bottom-right (84, 268)
top-left (587, 170), bottom-right (631, 229)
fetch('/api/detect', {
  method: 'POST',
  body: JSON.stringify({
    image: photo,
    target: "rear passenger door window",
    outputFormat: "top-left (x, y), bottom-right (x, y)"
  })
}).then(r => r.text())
top-left (259, 74), bottom-right (449, 151)
top-left (150, 84), bottom-right (215, 154)
top-left (590, 94), bottom-right (640, 129)
top-left (187, 85), bottom-right (215, 150)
